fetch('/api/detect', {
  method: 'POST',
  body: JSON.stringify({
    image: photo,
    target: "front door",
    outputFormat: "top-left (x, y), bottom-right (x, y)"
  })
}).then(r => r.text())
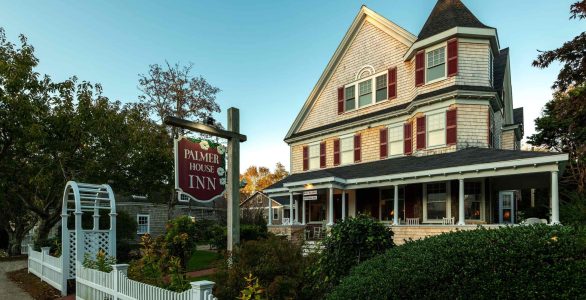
top-left (499, 191), bottom-right (515, 224)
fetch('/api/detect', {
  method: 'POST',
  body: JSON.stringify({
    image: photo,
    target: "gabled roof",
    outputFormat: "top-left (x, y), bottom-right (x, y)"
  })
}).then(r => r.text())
top-left (417, 0), bottom-right (492, 41)
top-left (493, 48), bottom-right (509, 95)
top-left (239, 191), bottom-right (290, 207)
top-left (284, 6), bottom-right (417, 141)
top-left (265, 148), bottom-right (566, 191)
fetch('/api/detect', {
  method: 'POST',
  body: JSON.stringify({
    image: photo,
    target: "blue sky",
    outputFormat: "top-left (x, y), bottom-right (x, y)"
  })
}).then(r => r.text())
top-left (1, 0), bottom-right (581, 171)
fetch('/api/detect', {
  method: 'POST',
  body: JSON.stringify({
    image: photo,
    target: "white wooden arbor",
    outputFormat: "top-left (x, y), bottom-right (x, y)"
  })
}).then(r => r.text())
top-left (61, 181), bottom-right (117, 285)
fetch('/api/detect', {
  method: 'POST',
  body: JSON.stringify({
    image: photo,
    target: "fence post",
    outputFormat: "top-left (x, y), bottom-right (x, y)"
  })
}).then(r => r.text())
top-left (112, 264), bottom-right (129, 300)
top-left (41, 247), bottom-right (50, 283)
top-left (191, 280), bottom-right (215, 300)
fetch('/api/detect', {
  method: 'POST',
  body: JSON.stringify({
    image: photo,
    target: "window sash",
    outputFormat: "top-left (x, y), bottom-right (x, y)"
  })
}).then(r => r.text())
top-left (345, 86), bottom-right (355, 111)
top-left (426, 47), bottom-right (446, 82)
top-left (427, 112), bottom-right (446, 147)
top-left (309, 144), bottom-right (320, 169)
top-left (137, 215), bottom-right (149, 234)
top-left (358, 80), bottom-right (372, 107)
top-left (375, 74), bottom-right (387, 102)
top-left (340, 137), bottom-right (353, 165)
top-left (389, 126), bottom-right (403, 156)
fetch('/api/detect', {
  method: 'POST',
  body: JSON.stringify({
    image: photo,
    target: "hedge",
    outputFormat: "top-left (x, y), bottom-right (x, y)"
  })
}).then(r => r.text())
top-left (328, 225), bottom-right (586, 300)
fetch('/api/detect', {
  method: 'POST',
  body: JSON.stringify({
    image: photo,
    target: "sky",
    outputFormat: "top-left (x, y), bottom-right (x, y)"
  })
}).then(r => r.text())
top-left (0, 0), bottom-right (582, 172)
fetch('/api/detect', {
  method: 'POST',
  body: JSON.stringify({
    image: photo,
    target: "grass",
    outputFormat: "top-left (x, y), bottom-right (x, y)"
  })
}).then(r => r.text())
top-left (186, 250), bottom-right (221, 272)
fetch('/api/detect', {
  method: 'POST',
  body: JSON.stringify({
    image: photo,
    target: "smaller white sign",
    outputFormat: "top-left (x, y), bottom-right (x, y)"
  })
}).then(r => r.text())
top-left (303, 195), bottom-right (318, 201)
top-left (303, 190), bottom-right (317, 196)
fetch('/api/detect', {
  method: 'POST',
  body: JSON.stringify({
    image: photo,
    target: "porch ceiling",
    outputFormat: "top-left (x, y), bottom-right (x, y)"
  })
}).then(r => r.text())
top-left (265, 148), bottom-right (567, 194)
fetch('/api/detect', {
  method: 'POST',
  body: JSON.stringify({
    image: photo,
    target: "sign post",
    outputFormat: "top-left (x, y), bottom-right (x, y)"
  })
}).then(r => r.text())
top-left (164, 107), bottom-right (246, 252)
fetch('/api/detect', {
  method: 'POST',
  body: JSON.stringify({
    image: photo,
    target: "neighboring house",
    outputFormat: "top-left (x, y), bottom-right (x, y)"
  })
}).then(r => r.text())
top-left (264, 0), bottom-right (567, 243)
top-left (116, 195), bottom-right (224, 243)
top-left (240, 191), bottom-right (295, 225)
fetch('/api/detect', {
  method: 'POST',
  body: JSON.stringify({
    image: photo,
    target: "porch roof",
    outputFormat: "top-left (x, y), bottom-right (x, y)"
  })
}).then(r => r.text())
top-left (265, 148), bottom-right (567, 193)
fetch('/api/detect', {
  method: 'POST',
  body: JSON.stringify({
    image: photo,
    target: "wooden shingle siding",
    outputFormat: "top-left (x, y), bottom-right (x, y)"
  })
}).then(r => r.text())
top-left (501, 130), bottom-right (516, 150)
top-left (457, 104), bottom-right (489, 148)
top-left (299, 20), bottom-right (412, 132)
top-left (455, 42), bottom-right (491, 87)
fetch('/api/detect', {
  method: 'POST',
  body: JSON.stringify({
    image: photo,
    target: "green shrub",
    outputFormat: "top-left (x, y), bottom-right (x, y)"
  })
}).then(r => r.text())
top-left (328, 225), bottom-right (586, 300)
top-left (240, 224), bottom-right (268, 242)
top-left (307, 215), bottom-right (394, 297)
top-left (128, 234), bottom-right (166, 287)
top-left (83, 249), bottom-right (116, 272)
top-left (213, 235), bottom-right (312, 300)
top-left (165, 216), bottom-right (198, 268)
top-left (194, 219), bottom-right (217, 244)
top-left (209, 224), bottom-right (227, 250)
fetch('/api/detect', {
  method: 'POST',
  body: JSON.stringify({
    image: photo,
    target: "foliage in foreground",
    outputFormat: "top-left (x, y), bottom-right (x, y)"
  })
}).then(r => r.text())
top-left (328, 225), bottom-right (586, 300)
top-left (237, 274), bottom-right (266, 300)
top-left (83, 249), bottom-right (117, 272)
top-left (213, 236), bottom-right (312, 300)
top-left (306, 215), bottom-right (394, 298)
top-left (165, 216), bottom-right (198, 268)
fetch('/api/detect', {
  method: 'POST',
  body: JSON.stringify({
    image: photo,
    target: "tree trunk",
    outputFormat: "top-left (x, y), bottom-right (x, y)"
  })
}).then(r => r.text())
top-left (35, 213), bottom-right (60, 242)
top-left (6, 229), bottom-right (26, 256)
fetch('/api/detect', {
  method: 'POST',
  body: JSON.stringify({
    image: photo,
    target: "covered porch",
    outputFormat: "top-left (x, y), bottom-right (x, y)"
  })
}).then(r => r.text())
top-left (264, 148), bottom-right (568, 244)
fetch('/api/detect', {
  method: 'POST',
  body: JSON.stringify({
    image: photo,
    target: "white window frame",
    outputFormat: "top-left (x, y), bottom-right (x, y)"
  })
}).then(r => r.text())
top-left (137, 214), bottom-right (150, 234)
top-left (340, 134), bottom-right (354, 165)
top-left (425, 42), bottom-right (447, 84)
top-left (464, 180), bottom-right (485, 222)
top-left (308, 143), bottom-right (320, 170)
top-left (388, 123), bottom-right (404, 157)
top-left (344, 70), bottom-right (389, 112)
top-left (427, 110), bottom-right (446, 149)
top-left (423, 182), bottom-right (451, 223)
top-left (272, 207), bottom-right (279, 220)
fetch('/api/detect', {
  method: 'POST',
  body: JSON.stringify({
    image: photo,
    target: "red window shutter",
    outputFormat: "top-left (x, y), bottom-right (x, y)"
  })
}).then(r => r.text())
top-left (380, 128), bottom-right (388, 159)
top-left (415, 51), bottom-right (425, 87)
top-left (354, 134), bottom-right (361, 163)
top-left (388, 67), bottom-right (397, 100)
top-left (302, 146), bottom-right (309, 171)
top-left (333, 139), bottom-right (340, 166)
top-left (404, 122), bottom-right (413, 155)
top-left (447, 38), bottom-right (458, 77)
top-left (416, 116), bottom-right (426, 150)
top-left (446, 109), bottom-right (458, 145)
top-left (337, 87), bottom-right (344, 114)
top-left (320, 142), bottom-right (326, 168)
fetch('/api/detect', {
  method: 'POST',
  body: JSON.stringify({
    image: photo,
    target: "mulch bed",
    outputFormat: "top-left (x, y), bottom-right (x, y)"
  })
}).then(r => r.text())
top-left (7, 268), bottom-right (62, 300)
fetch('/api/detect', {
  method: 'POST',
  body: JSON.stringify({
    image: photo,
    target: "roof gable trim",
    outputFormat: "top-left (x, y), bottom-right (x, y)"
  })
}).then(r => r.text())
top-left (285, 6), bottom-right (417, 140)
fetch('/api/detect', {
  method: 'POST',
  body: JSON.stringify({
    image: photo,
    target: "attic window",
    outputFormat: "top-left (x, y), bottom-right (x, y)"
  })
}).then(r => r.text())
top-left (343, 70), bottom-right (389, 112)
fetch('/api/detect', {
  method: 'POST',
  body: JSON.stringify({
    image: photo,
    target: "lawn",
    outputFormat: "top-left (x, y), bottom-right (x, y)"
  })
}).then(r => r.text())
top-left (186, 250), bottom-right (221, 272)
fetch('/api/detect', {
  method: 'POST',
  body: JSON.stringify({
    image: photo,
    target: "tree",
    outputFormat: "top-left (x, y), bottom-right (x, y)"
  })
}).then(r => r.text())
top-left (240, 163), bottom-right (289, 200)
top-left (138, 62), bottom-right (222, 217)
top-left (529, 1), bottom-right (586, 193)
top-left (532, 1), bottom-right (586, 91)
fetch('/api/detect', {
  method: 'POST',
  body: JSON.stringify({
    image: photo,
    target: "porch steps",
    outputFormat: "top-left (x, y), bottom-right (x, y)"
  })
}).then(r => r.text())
top-left (302, 240), bottom-right (322, 256)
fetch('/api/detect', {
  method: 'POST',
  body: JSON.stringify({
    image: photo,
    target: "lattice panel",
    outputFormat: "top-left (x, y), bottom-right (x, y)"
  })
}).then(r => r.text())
top-left (68, 231), bottom-right (76, 279)
top-left (83, 231), bottom-right (110, 256)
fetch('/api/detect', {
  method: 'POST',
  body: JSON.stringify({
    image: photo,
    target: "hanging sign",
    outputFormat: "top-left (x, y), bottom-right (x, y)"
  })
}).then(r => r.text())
top-left (175, 136), bottom-right (226, 202)
top-left (303, 190), bottom-right (318, 201)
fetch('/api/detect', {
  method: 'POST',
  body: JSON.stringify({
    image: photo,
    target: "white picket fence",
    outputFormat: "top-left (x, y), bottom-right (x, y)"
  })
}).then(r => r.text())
top-left (76, 264), bottom-right (218, 300)
top-left (27, 245), bottom-right (66, 294)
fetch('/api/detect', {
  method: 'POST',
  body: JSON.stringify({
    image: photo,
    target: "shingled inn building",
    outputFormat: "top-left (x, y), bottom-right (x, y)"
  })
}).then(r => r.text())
top-left (263, 0), bottom-right (568, 244)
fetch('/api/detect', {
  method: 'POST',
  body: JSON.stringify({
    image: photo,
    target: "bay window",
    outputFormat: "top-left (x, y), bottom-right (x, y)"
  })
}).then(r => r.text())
top-left (426, 46), bottom-right (446, 83)
top-left (427, 111), bottom-right (446, 147)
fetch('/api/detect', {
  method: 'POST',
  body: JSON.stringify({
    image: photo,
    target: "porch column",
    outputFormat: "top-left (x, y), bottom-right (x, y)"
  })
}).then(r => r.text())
top-left (328, 187), bottom-right (334, 226)
top-left (289, 193), bottom-right (294, 225)
top-left (551, 171), bottom-right (560, 225)
top-left (342, 190), bottom-right (346, 221)
top-left (393, 185), bottom-right (399, 225)
top-left (302, 198), bottom-right (306, 225)
top-left (268, 195), bottom-right (273, 226)
top-left (294, 200), bottom-right (299, 223)
top-left (458, 179), bottom-right (465, 225)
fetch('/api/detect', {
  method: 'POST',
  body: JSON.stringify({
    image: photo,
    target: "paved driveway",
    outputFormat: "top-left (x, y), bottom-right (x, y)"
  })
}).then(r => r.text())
top-left (0, 260), bottom-right (33, 300)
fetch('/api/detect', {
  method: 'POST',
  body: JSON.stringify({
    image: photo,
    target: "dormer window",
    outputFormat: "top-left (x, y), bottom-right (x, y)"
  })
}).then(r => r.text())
top-left (426, 45), bottom-right (446, 83)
